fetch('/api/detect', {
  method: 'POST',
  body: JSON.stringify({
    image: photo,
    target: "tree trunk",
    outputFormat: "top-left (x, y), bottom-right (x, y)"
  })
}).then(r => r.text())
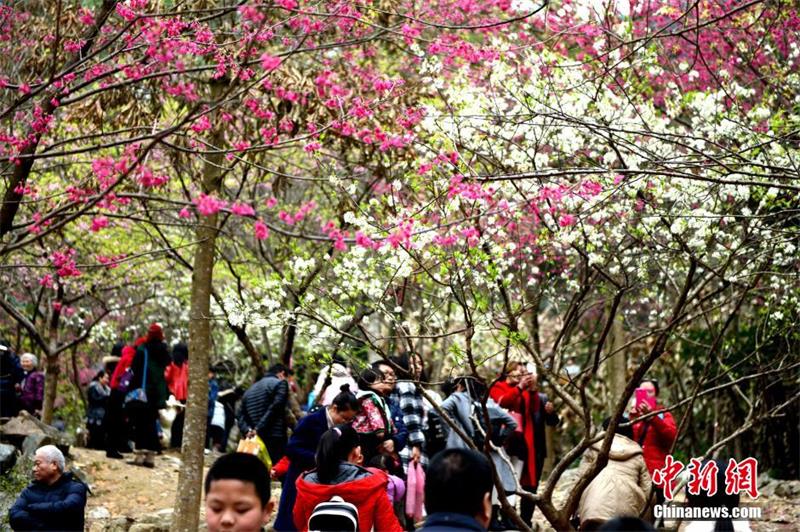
top-left (41, 288), bottom-right (63, 425)
top-left (171, 113), bottom-right (224, 532)
top-left (41, 354), bottom-right (59, 424)
top-left (605, 313), bottom-right (627, 406)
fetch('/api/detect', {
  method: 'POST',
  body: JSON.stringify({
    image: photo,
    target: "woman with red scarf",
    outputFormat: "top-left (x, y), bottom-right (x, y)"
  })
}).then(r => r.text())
top-left (489, 362), bottom-right (559, 527)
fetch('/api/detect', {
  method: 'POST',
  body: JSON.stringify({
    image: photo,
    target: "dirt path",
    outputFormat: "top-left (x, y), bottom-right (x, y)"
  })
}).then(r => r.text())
top-left (72, 447), bottom-right (200, 530)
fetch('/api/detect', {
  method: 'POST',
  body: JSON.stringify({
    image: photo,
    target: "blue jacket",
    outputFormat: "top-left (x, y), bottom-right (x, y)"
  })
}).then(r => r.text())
top-left (274, 407), bottom-right (330, 531)
top-left (419, 512), bottom-right (487, 531)
top-left (9, 472), bottom-right (87, 531)
top-left (387, 396), bottom-right (408, 452)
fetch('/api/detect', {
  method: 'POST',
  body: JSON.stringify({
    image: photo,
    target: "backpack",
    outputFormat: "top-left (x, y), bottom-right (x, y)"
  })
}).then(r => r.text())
top-left (117, 366), bottom-right (134, 394)
top-left (423, 410), bottom-right (447, 457)
top-left (308, 496), bottom-right (359, 532)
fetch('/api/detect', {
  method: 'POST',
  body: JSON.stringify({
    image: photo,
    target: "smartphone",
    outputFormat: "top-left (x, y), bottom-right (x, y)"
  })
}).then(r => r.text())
top-left (635, 388), bottom-right (655, 410)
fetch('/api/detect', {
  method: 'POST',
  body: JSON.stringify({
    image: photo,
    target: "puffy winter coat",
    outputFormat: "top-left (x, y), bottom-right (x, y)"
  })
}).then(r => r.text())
top-left (237, 372), bottom-right (288, 440)
top-left (293, 463), bottom-right (403, 532)
top-left (8, 472), bottom-right (87, 531)
top-left (577, 434), bottom-right (652, 526)
top-left (632, 409), bottom-right (678, 475)
top-left (19, 370), bottom-right (45, 414)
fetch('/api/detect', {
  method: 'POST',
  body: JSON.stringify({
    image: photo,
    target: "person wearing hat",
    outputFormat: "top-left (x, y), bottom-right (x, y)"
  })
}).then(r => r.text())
top-left (127, 323), bottom-right (170, 467)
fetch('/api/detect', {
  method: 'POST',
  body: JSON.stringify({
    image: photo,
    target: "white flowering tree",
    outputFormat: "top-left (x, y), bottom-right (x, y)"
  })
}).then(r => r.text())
top-left (1, 0), bottom-right (798, 529)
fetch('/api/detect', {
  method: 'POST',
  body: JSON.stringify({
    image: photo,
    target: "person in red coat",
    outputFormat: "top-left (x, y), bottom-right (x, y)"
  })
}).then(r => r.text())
top-left (293, 424), bottom-right (402, 532)
top-left (164, 342), bottom-right (189, 448)
top-left (489, 362), bottom-right (559, 527)
top-left (630, 379), bottom-right (677, 505)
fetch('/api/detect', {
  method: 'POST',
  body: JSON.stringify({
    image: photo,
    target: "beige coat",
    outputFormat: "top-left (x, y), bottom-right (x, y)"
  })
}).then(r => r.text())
top-left (577, 434), bottom-right (652, 526)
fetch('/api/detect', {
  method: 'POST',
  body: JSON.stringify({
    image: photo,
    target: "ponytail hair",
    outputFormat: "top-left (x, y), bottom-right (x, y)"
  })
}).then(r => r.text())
top-left (331, 384), bottom-right (359, 412)
top-left (315, 424), bottom-right (360, 483)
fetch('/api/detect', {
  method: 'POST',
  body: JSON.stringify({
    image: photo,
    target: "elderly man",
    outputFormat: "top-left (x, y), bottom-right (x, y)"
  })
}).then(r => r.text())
top-left (9, 445), bottom-right (87, 531)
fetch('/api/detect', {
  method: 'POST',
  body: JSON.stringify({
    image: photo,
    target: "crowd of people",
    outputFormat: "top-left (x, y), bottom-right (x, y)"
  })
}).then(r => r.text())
top-left (1, 341), bottom-right (45, 419)
top-left (6, 330), bottom-right (751, 532)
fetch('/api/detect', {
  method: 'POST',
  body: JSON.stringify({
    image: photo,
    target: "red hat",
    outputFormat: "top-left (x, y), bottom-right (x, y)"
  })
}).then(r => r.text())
top-left (147, 323), bottom-right (164, 341)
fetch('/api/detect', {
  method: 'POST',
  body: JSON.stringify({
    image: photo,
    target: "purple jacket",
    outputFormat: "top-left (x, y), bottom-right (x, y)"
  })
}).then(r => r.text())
top-left (19, 370), bottom-right (44, 414)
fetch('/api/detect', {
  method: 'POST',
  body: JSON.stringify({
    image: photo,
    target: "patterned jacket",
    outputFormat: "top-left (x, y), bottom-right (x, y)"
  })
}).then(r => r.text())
top-left (391, 380), bottom-right (427, 469)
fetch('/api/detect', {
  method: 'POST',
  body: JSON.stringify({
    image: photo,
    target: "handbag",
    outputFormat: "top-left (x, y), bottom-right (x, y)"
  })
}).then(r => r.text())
top-left (510, 411), bottom-right (524, 433)
top-left (405, 460), bottom-right (425, 522)
top-left (237, 434), bottom-right (272, 469)
top-left (124, 348), bottom-right (148, 407)
top-left (117, 366), bottom-right (134, 394)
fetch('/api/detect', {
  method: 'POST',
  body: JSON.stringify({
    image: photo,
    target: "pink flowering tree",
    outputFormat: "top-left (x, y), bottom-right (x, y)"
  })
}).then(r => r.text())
top-left (1, 0), bottom-right (798, 529)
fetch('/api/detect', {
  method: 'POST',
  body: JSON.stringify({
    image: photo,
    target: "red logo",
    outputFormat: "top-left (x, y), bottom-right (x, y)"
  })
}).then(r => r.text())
top-left (653, 456), bottom-right (759, 501)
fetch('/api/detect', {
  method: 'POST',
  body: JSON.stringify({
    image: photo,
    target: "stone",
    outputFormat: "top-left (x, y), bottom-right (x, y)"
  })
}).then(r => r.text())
top-left (22, 433), bottom-right (52, 457)
top-left (0, 442), bottom-right (16, 473)
top-left (89, 506), bottom-right (112, 519)
top-left (1, 411), bottom-right (73, 450)
top-left (99, 516), bottom-right (135, 532)
top-left (774, 480), bottom-right (800, 498)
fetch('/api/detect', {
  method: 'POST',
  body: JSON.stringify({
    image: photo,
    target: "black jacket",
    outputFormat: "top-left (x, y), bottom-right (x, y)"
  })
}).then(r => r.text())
top-left (419, 512), bottom-right (487, 531)
top-left (130, 340), bottom-right (170, 409)
top-left (9, 472), bottom-right (87, 531)
top-left (237, 373), bottom-right (289, 440)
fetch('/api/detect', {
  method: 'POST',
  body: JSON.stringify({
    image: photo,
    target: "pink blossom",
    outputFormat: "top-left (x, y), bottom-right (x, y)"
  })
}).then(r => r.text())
top-left (90, 216), bottom-right (109, 232)
top-left (115, 4), bottom-right (136, 22)
top-left (460, 226), bottom-right (480, 247)
top-left (265, 197), bottom-right (278, 208)
top-left (50, 249), bottom-right (82, 278)
top-left (63, 39), bottom-right (85, 54)
top-left (39, 274), bottom-right (54, 288)
top-left (260, 54), bottom-right (282, 70)
top-left (231, 202), bottom-right (255, 217)
top-left (191, 115), bottom-right (211, 133)
top-left (333, 237), bottom-right (347, 251)
top-left (304, 142), bottom-right (321, 152)
top-left (78, 8), bottom-right (94, 25)
top-left (254, 220), bottom-right (269, 240)
top-left (558, 214), bottom-right (576, 227)
top-left (278, 210), bottom-right (294, 225)
top-left (276, 0), bottom-right (298, 9)
top-left (179, 207), bottom-right (192, 218)
top-left (194, 193), bottom-right (228, 216)
top-left (96, 254), bottom-right (125, 269)
top-left (355, 231), bottom-right (377, 249)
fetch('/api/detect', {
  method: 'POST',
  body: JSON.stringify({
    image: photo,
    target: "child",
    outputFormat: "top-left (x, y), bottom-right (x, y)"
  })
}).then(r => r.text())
top-left (369, 453), bottom-right (406, 525)
top-left (205, 453), bottom-right (276, 532)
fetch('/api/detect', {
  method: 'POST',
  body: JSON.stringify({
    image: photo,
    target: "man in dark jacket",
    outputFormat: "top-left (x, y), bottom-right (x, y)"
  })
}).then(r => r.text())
top-left (420, 449), bottom-right (492, 531)
top-left (9, 445), bottom-right (87, 531)
top-left (238, 363), bottom-right (290, 461)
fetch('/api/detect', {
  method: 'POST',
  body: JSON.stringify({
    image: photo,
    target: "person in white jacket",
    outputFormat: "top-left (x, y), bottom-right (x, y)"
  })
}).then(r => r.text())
top-left (311, 355), bottom-right (357, 407)
top-left (577, 416), bottom-right (652, 530)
